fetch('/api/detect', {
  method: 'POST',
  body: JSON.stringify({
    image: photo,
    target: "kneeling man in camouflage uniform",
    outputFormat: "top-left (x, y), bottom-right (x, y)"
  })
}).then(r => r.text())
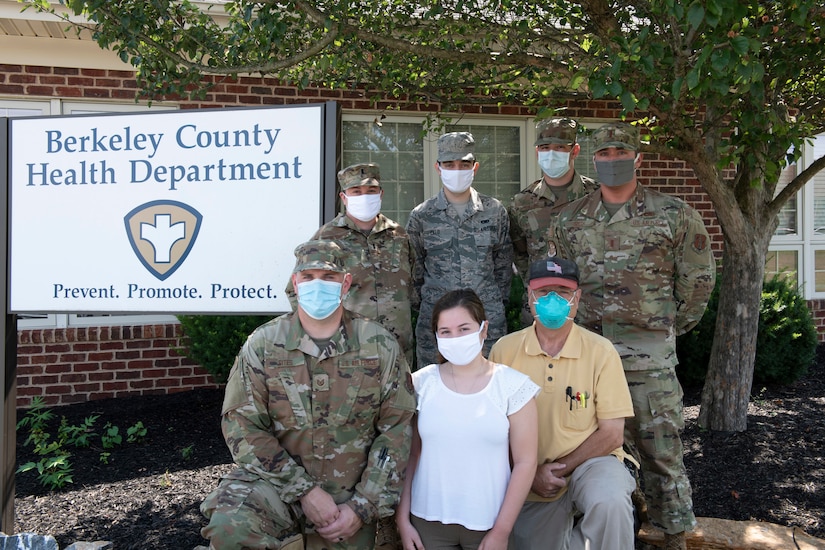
top-left (201, 240), bottom-right (416, 550)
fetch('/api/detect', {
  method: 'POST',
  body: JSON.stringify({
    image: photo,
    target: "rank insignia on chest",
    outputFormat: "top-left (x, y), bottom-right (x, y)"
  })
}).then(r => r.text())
top-left (313, 374), bottom-right (330, 391)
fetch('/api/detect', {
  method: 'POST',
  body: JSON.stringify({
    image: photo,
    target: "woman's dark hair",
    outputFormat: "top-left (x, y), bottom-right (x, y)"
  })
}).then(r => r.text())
top-left (431, 288), bottom-right (488, 335)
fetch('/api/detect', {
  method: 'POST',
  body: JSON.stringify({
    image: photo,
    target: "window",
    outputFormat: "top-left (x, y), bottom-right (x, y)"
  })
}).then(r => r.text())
top-left (341, 114), bottom-right (532, 226)
top-left (775, 166), bottom-right (799, 236)
top-left (341, 118), bottom-right (425, 227)
top-left (768, 132), bottom-right (825, 298)
top-left (765, 249), bottom-right (799, 286)
top-left (448, 123), bottom-right (524, 206)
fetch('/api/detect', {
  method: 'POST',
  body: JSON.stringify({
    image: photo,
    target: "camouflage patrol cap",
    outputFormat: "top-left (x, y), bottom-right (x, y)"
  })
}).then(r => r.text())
top-left (337, 163), bottom-right (381, 190)
top-left (292, 239), bottom-right (346, 274)
top-left (591, 122), bottom-right (640, 152)
top-left (534, 117), bottom-right (578, 146)
top-left (528, 256), bottom-right (579, 290)
top-left (437, 132), bottom-right (475, 162)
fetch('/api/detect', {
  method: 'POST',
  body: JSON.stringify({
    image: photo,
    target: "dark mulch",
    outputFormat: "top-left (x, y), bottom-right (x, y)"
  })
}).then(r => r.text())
top-left (13, 388), bottom-right (231, 549)
top-left (12, 350), bottom-right (825, 549)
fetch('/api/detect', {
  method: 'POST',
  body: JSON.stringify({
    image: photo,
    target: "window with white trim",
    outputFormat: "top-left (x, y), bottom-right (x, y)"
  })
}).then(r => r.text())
top-left (341, 114), bottom-right (538, 227)
top-left (768, 132), bottom-right (825, 297)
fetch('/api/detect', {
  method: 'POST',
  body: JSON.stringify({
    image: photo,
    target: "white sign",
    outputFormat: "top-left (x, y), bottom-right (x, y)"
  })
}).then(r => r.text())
top-left (8, 104), bottom-right (332, 313)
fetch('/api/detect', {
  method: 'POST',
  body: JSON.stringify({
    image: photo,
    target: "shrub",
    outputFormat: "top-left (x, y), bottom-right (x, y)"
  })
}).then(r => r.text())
top-left (177, 314), bottom-right (272, 383)
top-left (507, 275), bottom-right (528, 333)
top-left (676, 274), bottom-right (817, 388)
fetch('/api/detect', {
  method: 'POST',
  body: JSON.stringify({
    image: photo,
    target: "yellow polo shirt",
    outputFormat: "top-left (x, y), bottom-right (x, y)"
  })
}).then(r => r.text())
top-left (490, 323), bottom-right (634, 501)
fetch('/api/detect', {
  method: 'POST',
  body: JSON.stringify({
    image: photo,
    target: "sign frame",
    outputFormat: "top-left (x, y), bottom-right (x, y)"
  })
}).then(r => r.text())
top-left (5, 101), bottom-right (340, 315)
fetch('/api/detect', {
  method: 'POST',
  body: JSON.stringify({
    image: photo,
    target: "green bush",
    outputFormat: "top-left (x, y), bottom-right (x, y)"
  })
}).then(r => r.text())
top-left (177, 315), bottom-right (272, 383)
top-left (507, 275), bottom-right (528, 333)
top-left (676, 274), bottom-right (817, 387)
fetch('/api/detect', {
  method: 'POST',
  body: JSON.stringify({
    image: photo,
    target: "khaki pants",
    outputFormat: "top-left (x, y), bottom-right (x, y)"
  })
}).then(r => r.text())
top-left (510, 456), bottom-right (635, 550)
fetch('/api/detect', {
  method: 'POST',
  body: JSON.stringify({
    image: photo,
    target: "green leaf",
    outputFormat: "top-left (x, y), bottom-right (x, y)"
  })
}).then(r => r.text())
top-left (621, 90), bottom-right (637, 111)
top-left (671, 77), bottom-right (684, 101)
top-left (686, 68), bottom-right (700, 90)
top-left (730, 36), bottom-right (750, 56)
top-left (687, 2), bottom-right (705, 30)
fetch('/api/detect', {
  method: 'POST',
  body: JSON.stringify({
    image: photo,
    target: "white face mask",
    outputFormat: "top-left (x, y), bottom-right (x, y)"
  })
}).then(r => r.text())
top-left (436, 321), bottom-right (486, 366)
top-left (440, 168), bottom-right (475, 193)
top-left (345, 193), bottom-right (382, 222)
top-left (538, 150), bottom-right (572, 179)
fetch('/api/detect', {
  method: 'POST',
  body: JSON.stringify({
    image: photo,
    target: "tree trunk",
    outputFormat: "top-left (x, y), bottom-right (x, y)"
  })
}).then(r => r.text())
top-left (697, 237), bottom-right (768, 432)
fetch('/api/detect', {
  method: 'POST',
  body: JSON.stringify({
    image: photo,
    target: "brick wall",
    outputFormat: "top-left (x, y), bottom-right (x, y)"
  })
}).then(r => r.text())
top-left (810, 299), bottom-right (825, 339)
top-left (15, 324), bottom-right (219, 408)
top-left (3, 63), bottom-right (822, 408)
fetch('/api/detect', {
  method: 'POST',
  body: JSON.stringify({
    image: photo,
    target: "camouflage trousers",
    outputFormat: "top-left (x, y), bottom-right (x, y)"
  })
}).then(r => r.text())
top-left (623, 368), bottom-right (697, 535)
top-left (201, 476), bottom-right (377, 549)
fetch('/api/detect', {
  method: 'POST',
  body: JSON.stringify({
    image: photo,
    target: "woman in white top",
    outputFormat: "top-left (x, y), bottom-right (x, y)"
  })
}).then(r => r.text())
top-left (397, 288), bottom-right (539, 550)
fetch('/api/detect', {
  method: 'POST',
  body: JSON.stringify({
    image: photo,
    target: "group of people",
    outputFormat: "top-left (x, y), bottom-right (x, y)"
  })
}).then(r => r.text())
top-left (197, 118), bottom-right (717, 550)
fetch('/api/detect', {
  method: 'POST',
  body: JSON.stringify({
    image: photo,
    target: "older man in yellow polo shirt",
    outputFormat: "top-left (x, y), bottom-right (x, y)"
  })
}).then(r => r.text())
top-left (489, 256), bottom-right (636, 550)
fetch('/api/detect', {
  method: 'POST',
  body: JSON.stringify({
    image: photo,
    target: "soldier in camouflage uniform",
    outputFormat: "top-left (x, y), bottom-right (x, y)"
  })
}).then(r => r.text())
top-left (285, 163), bottom-right (416, 365)
top-left (509, 117), bottom-right (599, 327)
top-left (201, 240), bottom-right (416, 550)
top-left (406, 131), bottom-right (513, 370)
top-left (549, 122), bottom-right (716, 550)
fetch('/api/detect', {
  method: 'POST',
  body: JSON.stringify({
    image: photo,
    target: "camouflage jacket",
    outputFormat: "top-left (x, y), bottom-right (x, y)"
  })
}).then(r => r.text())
top-left (219, 310), bottom-right (416, 523)
top-left (551, 184), bottom-right (716, 371)
top-left (286, 213), bottom-right (416, 364)
top-left (406, 188), bottom-right (514, 337)
top-left (509, 172), bottom-right (599, 280)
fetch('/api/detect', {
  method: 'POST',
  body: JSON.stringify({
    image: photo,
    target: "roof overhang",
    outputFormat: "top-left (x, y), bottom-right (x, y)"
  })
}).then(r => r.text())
top-left (0, 0), bottom-right (229, 71)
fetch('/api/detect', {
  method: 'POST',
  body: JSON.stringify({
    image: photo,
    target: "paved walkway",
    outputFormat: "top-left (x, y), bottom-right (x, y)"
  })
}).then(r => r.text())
top-left (637, 518), bottom-right (825, 549)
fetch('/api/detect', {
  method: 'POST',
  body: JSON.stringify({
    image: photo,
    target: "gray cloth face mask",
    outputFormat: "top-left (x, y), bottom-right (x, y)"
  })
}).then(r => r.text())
top-left (594, 157), bottom-right (637, 187)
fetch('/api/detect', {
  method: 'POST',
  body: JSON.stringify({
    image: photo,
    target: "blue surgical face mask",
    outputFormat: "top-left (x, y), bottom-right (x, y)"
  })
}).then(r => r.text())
top-left (533, 291), bottom-right (574, 329)
top-left (297, 279), bottom-right (343, 320)
top-left (594, 156), bottom-right (638, 187)
top-left (538, 150), bottom-right (572, 179)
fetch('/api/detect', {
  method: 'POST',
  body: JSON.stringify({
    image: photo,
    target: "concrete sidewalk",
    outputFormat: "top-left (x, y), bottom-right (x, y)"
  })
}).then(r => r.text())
top-left (637, 517), bottom-right (825, 549)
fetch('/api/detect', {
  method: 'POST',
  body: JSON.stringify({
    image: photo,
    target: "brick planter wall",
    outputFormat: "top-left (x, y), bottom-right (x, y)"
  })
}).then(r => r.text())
top-left (15, 323), bottom-right (219, 408)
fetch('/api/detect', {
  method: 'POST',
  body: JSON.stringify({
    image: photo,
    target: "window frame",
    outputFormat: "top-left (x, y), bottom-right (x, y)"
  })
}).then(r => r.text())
top-left (769, 132), bottom-right (825, 299)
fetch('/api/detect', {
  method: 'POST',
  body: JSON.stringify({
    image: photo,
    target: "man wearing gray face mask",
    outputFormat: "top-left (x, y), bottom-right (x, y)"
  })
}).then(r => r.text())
top-left (547, 122), bottom-right (717, 550)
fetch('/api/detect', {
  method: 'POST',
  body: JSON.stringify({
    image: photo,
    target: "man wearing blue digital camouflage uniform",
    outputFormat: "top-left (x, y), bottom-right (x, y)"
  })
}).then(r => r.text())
top-left (406, 131), bottom-right (513, 369)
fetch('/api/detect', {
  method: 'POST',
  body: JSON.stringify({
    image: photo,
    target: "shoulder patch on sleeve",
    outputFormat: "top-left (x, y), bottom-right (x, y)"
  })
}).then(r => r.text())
top-left (691, 233), bottom-right (708, 254)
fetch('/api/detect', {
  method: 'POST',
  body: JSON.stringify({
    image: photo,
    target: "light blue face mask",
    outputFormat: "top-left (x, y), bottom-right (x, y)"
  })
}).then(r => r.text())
top-left (534, 291), bottom-right (574, 329)
top-left (538, 150), bottom-right (572, 179)
top-left (297, 279), bottom-right (343, 320)
top-left (594, 157), bottom-right (637, 187)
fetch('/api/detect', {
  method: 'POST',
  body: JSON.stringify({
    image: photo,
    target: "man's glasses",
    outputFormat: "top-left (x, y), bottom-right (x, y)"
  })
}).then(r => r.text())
top-left (531, 287), bottom-right (577, 300)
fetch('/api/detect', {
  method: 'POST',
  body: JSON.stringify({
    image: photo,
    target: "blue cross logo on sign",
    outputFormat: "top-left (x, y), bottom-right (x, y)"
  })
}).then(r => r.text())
top-left (124, 200), bottom-right (203, 281)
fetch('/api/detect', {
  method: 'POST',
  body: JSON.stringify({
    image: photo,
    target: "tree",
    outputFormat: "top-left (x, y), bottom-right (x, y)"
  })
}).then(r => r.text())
top-left (28, 0), bottom-right (825, 432)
